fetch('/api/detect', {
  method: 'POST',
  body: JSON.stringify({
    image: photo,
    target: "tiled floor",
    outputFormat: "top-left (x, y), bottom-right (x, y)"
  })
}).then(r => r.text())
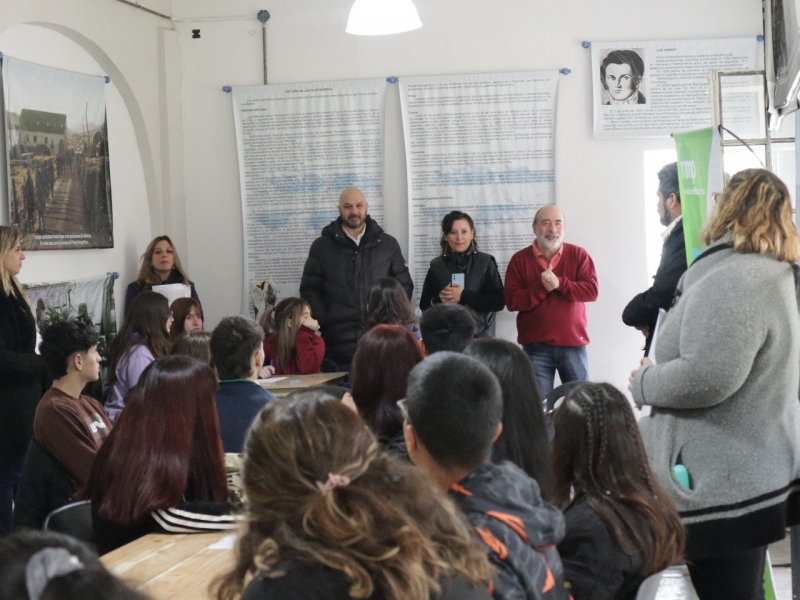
top-left (653, 537), bottom-right (793, 600)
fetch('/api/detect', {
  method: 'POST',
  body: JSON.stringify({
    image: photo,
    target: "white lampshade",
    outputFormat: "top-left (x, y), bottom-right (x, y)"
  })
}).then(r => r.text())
top-left (346, 0), bottom-right (422, 35)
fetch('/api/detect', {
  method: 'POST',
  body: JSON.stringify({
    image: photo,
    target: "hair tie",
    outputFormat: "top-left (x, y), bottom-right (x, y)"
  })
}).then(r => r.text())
top-left (316, 473), bottom-right (351, 495)
top-left (26, 548), bottom-right (84, 600)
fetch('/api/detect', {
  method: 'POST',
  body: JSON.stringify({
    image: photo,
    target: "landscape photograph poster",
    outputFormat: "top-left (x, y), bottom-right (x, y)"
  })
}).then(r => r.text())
top-left (2, 56), bottom-right (113, 250)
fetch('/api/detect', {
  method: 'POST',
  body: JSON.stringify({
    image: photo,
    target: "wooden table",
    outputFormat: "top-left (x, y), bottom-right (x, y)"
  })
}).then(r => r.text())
top-left (257, 371), bottom-right (347, 396)
top-left (101, 532), bottom-right (235, 600)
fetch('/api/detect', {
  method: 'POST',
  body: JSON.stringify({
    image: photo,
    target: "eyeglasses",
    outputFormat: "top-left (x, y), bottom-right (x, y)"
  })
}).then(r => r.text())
top-left (396, 398), bottom-right (410, 424)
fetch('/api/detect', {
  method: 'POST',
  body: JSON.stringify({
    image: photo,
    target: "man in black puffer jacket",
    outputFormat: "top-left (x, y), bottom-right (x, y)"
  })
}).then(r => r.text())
top-left (300, 188), bottom-right (413, 369)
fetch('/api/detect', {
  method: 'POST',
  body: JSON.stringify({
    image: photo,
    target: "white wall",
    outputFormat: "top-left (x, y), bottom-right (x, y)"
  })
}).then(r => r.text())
top-left (173, 0), bottom-right (762, 393)
top-left (0, 0), bottom-right (186, 320)
top-left (0, 0), bottom-right (763, 393)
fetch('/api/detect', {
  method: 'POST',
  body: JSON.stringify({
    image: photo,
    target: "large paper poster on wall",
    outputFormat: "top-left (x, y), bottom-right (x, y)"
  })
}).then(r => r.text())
top-left (232, 79), bottom-right (387, 310)
top-left (24, 273), bottom-right (117, 396)
top-left (592, 38), bottom-right (759, 139)
top-left (2, 57), bottom-right (113, 249)
top-left (399, 71), bottom-right (559, 306)
top-left (674, 127), bottom-right (723, 266)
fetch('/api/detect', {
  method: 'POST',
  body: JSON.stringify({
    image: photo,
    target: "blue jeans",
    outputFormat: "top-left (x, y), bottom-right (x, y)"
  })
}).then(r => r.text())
top-left (523, 343), bottom-right (588, 398)
top-left (0, 443), bottom-right (27, 534)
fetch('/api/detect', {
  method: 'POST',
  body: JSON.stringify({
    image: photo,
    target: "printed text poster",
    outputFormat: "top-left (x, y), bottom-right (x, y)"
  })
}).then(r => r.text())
top-left (232, 79), bottom-right (387, 304)
top-left (399, 72), bottom-right (559, 305)
top-left (592, 38), bottom-right (759, 139)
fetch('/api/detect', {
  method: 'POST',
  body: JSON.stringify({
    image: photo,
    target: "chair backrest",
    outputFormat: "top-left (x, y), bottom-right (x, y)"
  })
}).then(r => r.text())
top-left (542, 381), bottom-right (585, 417)
top-left (635, 570), bottom-right (665, 600)
top-left (44, 500), bottom-right (92, 543)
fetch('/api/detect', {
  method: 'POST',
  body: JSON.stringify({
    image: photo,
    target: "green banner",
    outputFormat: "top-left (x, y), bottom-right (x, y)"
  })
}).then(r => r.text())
top-left (674, 127), bottom-right (722, 266)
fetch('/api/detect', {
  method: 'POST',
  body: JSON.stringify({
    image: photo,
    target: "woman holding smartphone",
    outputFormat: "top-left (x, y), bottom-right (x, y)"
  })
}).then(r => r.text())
top-left (419, 211), bottom-right (504, 337)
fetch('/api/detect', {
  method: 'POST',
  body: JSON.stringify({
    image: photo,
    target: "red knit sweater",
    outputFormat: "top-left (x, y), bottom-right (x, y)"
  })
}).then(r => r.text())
top-left (504, 243), bottom-right (598, 346)
top-left (262, 326), bottom-right (325, 375)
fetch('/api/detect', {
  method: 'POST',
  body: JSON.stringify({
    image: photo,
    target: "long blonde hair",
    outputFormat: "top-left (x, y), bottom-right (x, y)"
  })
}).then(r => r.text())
top-left (136, 235), bottom-right (192, 285)
top-left (702, 168), bottom-right (800, 263)
top-left (214, 391), bottom-right (492, 600)
top-left (260, 297), bottom-right (309, 372)
top-left (0, 226), bottom-right (29, 304)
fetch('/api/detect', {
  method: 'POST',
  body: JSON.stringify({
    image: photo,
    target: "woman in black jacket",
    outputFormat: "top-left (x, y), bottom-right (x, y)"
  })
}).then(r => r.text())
top-left (419, 211), bottom-right (504, 337)
top-left (0, 226), bottom-right (46, 533)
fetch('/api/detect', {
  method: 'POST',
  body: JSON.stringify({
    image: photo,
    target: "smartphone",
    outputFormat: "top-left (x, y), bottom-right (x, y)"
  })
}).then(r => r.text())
top-left (451, 273), bottom-right (465, 287)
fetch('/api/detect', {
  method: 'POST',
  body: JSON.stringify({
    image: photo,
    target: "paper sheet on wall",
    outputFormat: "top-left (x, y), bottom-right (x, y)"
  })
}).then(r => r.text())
top-left (592, 38), bottom-right (759, 139)
top-left (399, 72), bottom-right (559, 306)
top-left (231, 79), bottom-right (387, 310)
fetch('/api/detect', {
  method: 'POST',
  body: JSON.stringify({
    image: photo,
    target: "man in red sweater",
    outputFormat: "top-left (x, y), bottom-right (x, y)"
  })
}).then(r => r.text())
top-left (504, 205), bottom-right (598, 396)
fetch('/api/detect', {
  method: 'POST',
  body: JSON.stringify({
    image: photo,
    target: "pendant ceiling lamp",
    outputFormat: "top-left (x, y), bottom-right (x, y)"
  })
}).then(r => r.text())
top-left (346, 0), bottom-right (422, 35)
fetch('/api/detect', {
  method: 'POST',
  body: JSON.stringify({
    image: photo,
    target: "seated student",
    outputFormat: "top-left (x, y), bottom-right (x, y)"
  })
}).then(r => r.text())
top-left (419, 303), bottom-right (476, 355)
top-left (350, 324), bottom-right (423, 452)
top-left (366, 277), bottom-right (421, 341)
top-left (403, 352), bottom-right (569, 600)
top-left (34, 321), bottom-right (111, 491)
top-left (85, 356), bottom-right (236, 554)
top-left (170, 297), bottom-right (204, 342)
top-left (210, 316), bottom-right (276, 453)
top-left (552, 383), bottom-right (684, 600)
top-left (105, 292), bottom-right (173, 422)
top-left (171, 330), bottom-right (212, 364)
top-left (465, 338), bottom-right (553, 501)
top-left (0, 530), bottom-right (147, 600)
top-left (214, 390), bottom-right (493, 600)
top-left (259, 298), bottom-right (324, 375)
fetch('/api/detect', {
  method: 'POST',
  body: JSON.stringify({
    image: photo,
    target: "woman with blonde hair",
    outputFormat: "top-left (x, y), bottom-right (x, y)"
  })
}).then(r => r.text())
top-left (630, 169), bottom-right (800, 599)
top-left (124, 235), bottom-right (200, 314)
top-left (215, 391), bottom-right (492, 600)
top-left (260, 297), bottom-right (324, 375)
top-left (0, 226), bottom-right (46, 533)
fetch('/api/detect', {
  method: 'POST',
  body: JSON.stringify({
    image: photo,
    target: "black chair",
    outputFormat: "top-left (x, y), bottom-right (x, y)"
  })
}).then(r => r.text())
top-left (542, 381), bottom-right (586, 440)
top-left (542, 381), bottom-right (585, 420)
top-left (44, 500), bottom-right (92, 543)
top-left (12, 439), bottom-right (75, 531)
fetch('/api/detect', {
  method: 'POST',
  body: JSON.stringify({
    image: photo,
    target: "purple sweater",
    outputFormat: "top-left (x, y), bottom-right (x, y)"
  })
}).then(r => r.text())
top-left (105, 344), bottom-right (154, 423)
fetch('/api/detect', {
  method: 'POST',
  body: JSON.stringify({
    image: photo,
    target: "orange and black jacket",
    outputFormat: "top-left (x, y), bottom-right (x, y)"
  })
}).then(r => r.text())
top-left (450, 461), bottom-right (571, 600)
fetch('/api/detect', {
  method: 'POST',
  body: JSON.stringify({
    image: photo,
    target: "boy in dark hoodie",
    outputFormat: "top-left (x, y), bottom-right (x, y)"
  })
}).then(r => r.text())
top-left (403, 351), bottom-right (569, 600)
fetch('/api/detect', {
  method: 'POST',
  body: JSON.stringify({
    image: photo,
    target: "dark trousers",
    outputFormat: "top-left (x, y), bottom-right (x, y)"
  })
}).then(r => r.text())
top-left (0, 443), bottom-right (27, 534)
top-left (687, 546), bottom-right (767, 600)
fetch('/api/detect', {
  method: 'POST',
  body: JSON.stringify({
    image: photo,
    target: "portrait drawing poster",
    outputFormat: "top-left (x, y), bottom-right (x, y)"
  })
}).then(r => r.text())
top-left (399, 71), bottom-right (559, 307)
top-left (2, 56), bottom-right (113, 249)
top-left (592, 38), bottom-right (759, 139)
top-left (231, 79), bottom-right (387, 309)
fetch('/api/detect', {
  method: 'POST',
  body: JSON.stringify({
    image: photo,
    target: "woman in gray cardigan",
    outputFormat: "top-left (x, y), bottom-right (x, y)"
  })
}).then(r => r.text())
top-left (629, 169), bottom-right (800, 600)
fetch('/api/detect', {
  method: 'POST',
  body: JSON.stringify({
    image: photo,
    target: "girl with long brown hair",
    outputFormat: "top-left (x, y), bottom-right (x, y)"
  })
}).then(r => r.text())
top-left (105, 292), bottom-right (173, 422)
top-left (259, 297), bottom-right (324, 375)
top-left (366, 277), bottom-right (420, 341)
top-left (350, 324), bottom-right (423, 451)
top-left (215, 391), bottom-right (492, 600)
top-left (86, 356), bottom-right (234, 554)
top-left (553, 383), bottom-right (684, 600)
top-left (0, 226), bottom-right (46, 534)
top-left (170, 297), bottom-right (204, 341)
